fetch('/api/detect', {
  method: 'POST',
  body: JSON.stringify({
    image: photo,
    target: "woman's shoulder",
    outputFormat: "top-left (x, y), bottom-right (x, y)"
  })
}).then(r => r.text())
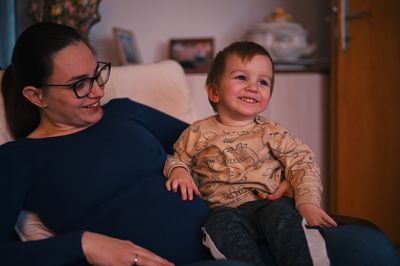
top-left (0, 138), bottom-right (32, 151)
top-left (102, 98), bottom-right (162, 118)
top-left (103, 98), bottom-right (138, 111)
top-left (0, 139), bottom-right (41, 170)
top-left (101, 98), bottom-right (138, 122)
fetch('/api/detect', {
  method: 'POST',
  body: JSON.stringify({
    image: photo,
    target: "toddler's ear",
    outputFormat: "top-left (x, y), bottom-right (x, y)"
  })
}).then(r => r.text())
top-left (207, 85), bottom-right (219, 104)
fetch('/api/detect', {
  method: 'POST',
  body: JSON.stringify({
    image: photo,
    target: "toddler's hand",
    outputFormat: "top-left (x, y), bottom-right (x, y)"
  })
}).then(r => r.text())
top-left (298, 203), bottom-right (337, 227)
top-left (266, 179), bottom-right (291, 200)
top-left (165, 167), bottom-right (201, 200)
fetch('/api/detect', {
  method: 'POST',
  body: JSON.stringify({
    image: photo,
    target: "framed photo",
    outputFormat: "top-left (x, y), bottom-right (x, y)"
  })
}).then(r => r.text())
top-left (169, 38), bottom-right (214, 73)
top-left (113, 28), bottom-right (141, 65)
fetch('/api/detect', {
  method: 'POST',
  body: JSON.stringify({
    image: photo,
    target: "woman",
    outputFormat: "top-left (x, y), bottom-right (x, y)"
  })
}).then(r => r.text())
top-left (0, 22), bottom-right (259, 266)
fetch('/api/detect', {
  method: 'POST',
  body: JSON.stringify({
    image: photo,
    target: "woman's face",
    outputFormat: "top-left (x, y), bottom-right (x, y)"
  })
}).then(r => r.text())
top-left (39, 41), bottom-right (104, 133)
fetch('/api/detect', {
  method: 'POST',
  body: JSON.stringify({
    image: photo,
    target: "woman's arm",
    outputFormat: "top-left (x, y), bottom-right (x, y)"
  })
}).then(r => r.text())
top-left (0, 227), bottom-right (85, 265)
top-left (0, 146), bottom-right (86, 265)
top-left (132, 101), bottom-right (189, 154)
top-left (82, 232), bottom-right (174, 266)
top-left (110, 98), bottom-right (189, 154)
top-left (1, 200), bottom-right (173, 265)
top-left (0, 231), bottom-right (174, 266)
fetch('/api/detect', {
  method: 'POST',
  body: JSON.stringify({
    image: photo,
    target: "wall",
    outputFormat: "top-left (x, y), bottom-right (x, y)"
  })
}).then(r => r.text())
top-left (89, 0), bottom-right (330, 65)
top-left (16, 0), bottom-right (330, 64)
top-left (16, 1), bottom-right (330, 65)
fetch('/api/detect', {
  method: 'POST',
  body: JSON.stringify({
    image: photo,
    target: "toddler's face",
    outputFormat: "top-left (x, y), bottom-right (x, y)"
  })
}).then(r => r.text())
top-left (208, 54), bottom-right (273, 125)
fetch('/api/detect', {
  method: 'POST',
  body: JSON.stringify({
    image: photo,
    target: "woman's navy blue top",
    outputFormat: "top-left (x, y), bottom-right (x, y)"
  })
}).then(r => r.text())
top-left (0, 98), bottom-right (211, 265)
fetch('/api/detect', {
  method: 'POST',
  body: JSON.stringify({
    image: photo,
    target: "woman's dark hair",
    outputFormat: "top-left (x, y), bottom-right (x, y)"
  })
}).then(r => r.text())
top-left (205, 41), bottom-right (275, 112)
top-left (1, 22), bottom-right (94, 139)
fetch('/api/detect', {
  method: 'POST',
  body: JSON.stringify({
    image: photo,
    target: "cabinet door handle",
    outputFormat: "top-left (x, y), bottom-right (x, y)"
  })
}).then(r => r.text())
top-left (340, 0), bottom-right (371, 51)
top-left (346, 10), bottom-right (371, 20)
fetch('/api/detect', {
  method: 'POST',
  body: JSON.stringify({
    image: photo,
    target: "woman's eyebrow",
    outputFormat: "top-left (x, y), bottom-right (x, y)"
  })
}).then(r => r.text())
top-left (66, 74), bottom-right (90, 83)
top-left (66, 64), bottom-right (98, 82)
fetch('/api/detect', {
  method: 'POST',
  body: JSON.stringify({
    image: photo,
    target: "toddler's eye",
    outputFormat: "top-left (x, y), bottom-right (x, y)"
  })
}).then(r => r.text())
top-left (259, 79), bottom-right (269, 86)
top-left (235, 75), bottom-right (246, 81)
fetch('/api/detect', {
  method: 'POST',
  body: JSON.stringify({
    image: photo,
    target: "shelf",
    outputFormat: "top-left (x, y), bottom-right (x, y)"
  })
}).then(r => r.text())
top-left (274, 58), bottom-right (330, 73)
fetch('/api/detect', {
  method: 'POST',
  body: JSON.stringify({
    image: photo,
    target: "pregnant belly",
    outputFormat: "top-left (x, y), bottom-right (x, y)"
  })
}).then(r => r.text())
top-left (80, 175), bottom-right (212, 264)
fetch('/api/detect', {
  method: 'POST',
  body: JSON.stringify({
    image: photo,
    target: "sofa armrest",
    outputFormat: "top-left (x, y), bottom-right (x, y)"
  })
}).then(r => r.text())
top-left (0, 71), bottom-right (13, 144)
top-left (330, 214), bottom-right (381, 231)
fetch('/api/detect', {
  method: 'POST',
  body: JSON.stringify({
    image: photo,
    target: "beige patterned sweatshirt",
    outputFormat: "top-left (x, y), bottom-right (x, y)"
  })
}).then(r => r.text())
top-left (164, 115), bottom-right (322, 209)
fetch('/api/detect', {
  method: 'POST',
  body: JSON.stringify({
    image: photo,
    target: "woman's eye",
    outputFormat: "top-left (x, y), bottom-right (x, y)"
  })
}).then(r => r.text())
top-left (235, 75), bottom-right (246, 81)
top-left (74, 79), bottom-right (87, 90)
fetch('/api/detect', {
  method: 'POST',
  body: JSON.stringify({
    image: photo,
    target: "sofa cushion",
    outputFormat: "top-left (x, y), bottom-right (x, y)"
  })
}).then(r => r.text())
top-left (0, 71), bottom-right (13, 145)
top-left (102, 60), bottom-right (197, 124)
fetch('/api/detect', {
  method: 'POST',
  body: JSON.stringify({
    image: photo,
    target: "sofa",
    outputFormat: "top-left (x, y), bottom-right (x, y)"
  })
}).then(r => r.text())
top-left (0, 60), bottom-right (388, 247)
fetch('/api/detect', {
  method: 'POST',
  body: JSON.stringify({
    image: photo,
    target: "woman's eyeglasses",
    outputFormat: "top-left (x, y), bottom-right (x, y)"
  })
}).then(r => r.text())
top-left (41, 61), bottom-right (111, 98)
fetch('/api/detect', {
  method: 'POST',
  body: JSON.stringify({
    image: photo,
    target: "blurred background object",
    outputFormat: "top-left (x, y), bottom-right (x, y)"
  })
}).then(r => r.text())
top-left (26, 0), bottom-right (102, 39)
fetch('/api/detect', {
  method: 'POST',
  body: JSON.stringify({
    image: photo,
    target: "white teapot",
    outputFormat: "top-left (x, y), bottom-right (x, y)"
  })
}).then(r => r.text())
top-left (245, 8), bottom-right (316, 61)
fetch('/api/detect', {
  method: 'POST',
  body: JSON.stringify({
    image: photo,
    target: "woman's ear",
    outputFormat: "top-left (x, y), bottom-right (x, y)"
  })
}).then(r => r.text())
top-left (207, 85), bottom-right (220, 105)
top-left (22, 86), bottom-right (47, 108)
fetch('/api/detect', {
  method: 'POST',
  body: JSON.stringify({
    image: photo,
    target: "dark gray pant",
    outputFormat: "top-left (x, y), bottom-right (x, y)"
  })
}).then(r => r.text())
top-left (203, 197), bottom-right (313, 266)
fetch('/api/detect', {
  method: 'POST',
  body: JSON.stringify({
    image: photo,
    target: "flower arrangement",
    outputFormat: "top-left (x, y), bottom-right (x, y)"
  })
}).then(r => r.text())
top-left (26, 0), bottom-right (102, 39)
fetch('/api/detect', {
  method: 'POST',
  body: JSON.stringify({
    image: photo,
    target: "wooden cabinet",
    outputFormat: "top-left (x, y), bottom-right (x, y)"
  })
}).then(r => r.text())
top-left (329, 0), bottom-right (400, 246)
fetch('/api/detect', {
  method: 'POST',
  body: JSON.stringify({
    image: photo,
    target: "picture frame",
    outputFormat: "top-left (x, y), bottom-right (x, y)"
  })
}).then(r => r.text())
top-left (113, 28), bottom-right (141, 65)
top-left (169, 38), bottom-right (214, 73)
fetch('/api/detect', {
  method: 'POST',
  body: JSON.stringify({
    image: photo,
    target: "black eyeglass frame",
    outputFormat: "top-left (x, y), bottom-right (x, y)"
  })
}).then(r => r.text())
top-left (40, 61), bottom-right (112, 98)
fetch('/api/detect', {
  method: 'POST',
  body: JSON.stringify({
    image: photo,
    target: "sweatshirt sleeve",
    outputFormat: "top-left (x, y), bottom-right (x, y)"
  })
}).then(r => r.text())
top-left (0, 174), bottom-right (86, 266)
top-left (0, 231), bottom-right (86, 265)
top-left (264, 122), bottom-right (322, 207)
top-left (163, 123), bottom-right (201, 178)
top-left (0, 144), bottom-right (86, 265)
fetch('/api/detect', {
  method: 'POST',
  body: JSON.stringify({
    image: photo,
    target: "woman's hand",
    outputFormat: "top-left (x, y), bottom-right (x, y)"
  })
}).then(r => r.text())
top-left (82, 231), bottom-right (174, 266)
top-left (298, 204), bottom-right (337, 228)
top-left (165, 167), bottom-right (201, 200)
